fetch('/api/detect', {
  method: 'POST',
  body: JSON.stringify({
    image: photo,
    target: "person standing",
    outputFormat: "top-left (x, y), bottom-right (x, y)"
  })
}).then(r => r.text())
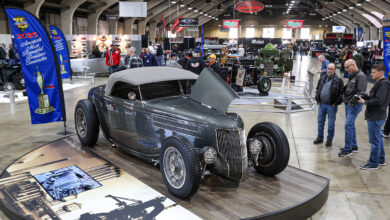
top-left (353, 48), bottom-right (364, 70)
top-left (0, 44), bottom-right (6, 64)
top-left (358, 64), bottom-right (390, 169)
top-left (124, 47), bottom-right (143, 69)
top-left (208, 54), bottom-right (226, 80)
top-left (165, 53), bottom-right (182, 68)
top-left (142, 48), bottom-right (156, 67)
top-left (317, 55), bottom-right (330, 78)
top-left (156, 44), bottom-right (164, 66)
top-left (91, 45), bottom-right (102, 58)
top-left (178, 53), bottom-right (192, 69)
top-left (186, 50), bottom-right (205, 75)
top-left (105, 44), bottom-right (121, 74)
top-left (8, 44), bottom-right (15, 65)
top-left (313, 63), bottom-right (344, 146)
top-left (339, 59), bottom-right (367, 157)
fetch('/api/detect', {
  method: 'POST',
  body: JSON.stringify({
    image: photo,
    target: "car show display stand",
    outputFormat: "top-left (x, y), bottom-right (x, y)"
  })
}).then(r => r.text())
top-left (0, 136), bottom-right (329, 220)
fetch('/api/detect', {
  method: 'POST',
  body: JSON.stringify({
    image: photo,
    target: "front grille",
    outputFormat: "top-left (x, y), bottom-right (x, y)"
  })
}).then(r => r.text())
top-left (216, 128), bottom-right (247, 181)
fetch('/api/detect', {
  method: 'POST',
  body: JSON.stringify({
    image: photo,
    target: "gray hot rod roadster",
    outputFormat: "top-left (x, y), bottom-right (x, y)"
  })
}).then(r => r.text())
top-left (75, 67), bottom-right (290, 198)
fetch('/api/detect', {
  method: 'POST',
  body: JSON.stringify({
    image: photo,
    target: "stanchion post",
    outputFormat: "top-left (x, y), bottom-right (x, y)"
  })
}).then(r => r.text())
top-left (286, 98), bottom-right (292, 114)
top-left (9, 90), bottom-right (15, 104)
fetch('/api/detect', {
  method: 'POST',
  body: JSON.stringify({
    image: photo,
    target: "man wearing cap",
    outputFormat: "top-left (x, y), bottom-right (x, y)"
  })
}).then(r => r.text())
top-left (208, 54), bottom-right (225, 80)
top-left (106, 44), bottom-right (121, 74)
top-left (166, 53), bottom-right (182, 68)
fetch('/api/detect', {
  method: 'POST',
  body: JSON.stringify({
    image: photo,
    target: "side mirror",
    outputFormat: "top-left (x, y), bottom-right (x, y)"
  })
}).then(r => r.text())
top-left (128, 92), bottom-right (136, 100)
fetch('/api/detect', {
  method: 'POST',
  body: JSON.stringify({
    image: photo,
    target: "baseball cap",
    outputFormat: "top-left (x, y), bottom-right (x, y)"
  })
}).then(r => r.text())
top-left (209, 54), bottom-right (216, 59)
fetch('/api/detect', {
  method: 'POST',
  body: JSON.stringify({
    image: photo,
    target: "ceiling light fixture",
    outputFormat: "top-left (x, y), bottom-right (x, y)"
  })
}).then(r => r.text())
top-left (171, 0), bottom-right (177, 4)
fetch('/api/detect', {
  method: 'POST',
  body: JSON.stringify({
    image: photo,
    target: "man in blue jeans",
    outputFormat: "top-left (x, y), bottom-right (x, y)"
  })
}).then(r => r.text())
top-left (358, 64), bottom-right (390, 169)
top-left (313, 63), bottom-right (344, 146)
top-left (339, 59), bottom-right (367, 157)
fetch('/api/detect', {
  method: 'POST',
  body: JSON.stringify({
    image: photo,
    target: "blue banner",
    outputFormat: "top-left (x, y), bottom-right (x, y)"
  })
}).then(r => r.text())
top-left (383, 26), bottom-right (390, 78)
top-left (49, 25), bottom-right (71, 79)
top-left (357, 27), bottom-right (363, 41)
top-left (5, 7), bottom-right (66, 124)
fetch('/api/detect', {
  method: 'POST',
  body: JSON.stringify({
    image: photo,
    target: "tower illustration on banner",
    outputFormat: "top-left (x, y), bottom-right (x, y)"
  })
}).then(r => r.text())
top-left (34, 66), bottom-right (55, 114)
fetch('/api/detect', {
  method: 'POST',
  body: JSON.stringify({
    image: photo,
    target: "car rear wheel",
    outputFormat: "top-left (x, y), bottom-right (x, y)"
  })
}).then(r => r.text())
top-left (257, 76), bottom-right (271, 95)
top-left (247, 122), bottom-right (289, 176)
top-left (75, 99), bottom-right (99, 146)
top-left (160, 136), bottom-right (201, 199)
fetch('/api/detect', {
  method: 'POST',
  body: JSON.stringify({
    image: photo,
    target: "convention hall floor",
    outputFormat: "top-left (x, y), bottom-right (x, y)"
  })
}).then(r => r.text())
top-left (0, 57), bottom-right (389, 220)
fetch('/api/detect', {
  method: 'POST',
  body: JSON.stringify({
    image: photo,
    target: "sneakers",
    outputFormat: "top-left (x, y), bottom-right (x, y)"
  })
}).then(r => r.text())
top-left (313, 137), bottom-right (323, 144)
top-left (366, 160), bottom-right (386, 166)
top-left (325, 140), bottom-right (332, 147)
top-left (360, 163), bottom-right (379, 170)
top-left (382, 133), bottom-right (390, 138)
top-left (340, 146), bottom-right (358, 153)
top-left (338, 150), bottom-right (352, 157)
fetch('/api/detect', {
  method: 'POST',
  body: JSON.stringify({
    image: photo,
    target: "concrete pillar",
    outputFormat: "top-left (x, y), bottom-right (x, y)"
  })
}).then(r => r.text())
top-left (124, 18), bottom-right (136, 34)
top-left (108, 20), bottom-right (118, 34)
top-left (60, 0), bottom-right (87, 35)
top-left (24, 0), bottom-right (46, 17)
top-left (138, 20), bottom-right (146, 35)
top-left (0, 9), bottom-right (8, 34)
top-left (149, 22), bottom-right (158, 42)
top-left (87, 0), bottom-right (118, 35)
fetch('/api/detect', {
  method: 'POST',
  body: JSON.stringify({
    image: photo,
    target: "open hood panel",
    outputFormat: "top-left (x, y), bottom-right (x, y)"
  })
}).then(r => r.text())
top-left (189, 68), bottom-right (239, 112)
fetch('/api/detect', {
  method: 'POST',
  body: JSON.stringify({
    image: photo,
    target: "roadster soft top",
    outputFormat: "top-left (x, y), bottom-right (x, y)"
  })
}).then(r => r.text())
top-left (105, 67), bottom-right (199, 95)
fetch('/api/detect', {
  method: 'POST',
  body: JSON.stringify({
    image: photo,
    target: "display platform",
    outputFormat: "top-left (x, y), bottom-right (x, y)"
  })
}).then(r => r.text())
top-left (0, 136), bottom-right (329, 220)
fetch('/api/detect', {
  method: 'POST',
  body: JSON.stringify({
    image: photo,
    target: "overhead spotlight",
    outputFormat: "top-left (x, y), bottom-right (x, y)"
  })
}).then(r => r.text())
top-left (357, 0), bottom-right (364, 6)
top-left (216, 18), bottom-right (218, 20)
top-left (349, 4), bottom-right (354, 9)
top-left (205, 13), bottom-right (208, 16)
top-left (179, 0), bottom-right (185, 7)
top-left (338, 10), bottom-right (341, 14)
top-left (333, 12), bottom-right (337, 16)
top-left (291, 0), bottom-right (296, 3)
top-left (204, 14), bottom-right (208, 16)
top-left (188, 6), bottom-right (192, 10)
top-left (194, 8), bottom-right (198, 12)
top-left (171, 0), bottom-right (177, 3)
top-left (343, 7), bottom-right (347, 12)
top-left (199, 11), bottom-right (203, 14)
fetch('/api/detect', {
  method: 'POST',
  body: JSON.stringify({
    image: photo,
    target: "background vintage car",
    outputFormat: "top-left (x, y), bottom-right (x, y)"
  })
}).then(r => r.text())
top-left (75, 67), bottom-right (290, 198)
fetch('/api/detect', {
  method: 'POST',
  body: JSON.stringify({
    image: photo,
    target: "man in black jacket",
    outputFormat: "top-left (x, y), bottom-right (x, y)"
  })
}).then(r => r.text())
top-left (0, 44), bottom-right (6, 64)
top-left (358, 64), bottom-right (390, 169)
top-left (313, 63), bottom-right (344, 146)
top-left (339, 59), bottom-right (367, 157)
top-left (186, 51), bottom-right (205, 75)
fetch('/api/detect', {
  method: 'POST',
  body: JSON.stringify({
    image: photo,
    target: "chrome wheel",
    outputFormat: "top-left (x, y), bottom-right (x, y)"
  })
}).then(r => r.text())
top-left (76, 108), bottom-right (87, 138)
top-left (163, 146), bottom-right (186, 189)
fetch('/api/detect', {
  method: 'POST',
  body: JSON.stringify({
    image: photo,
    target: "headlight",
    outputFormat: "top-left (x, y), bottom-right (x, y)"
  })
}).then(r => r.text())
top-left (202, 147), bottom-right (217, 164)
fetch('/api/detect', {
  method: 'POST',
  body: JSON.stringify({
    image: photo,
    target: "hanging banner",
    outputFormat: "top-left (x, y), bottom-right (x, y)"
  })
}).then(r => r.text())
top-left (49, 25), bottom-right (71, 79)
top-left (286, 20), bottom-right (304, 29)
top-left (235, 1), bottom-right (264, 13)
top-left (161, 15), bottom-right (166, 30)
top-left (357, 27), bottom-right (363, 41)
top-left (176, 26), bottom-right (185, 33)
top-left (170, 17), bottom-right (182, 31)
top-left (223, 20), bottom-right (239, 29)
top-left (5, 7), bottom-right (66, 124)
top-left (383, 26), bottom-right (390, 77)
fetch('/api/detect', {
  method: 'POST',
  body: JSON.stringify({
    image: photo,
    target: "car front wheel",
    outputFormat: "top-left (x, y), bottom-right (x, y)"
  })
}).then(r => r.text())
top-left (247, 122), bottom-right (289, 176)
top-left (75, 99), bottom-right (99, 147)
top-left (160, 136), bottom-right (201, 199)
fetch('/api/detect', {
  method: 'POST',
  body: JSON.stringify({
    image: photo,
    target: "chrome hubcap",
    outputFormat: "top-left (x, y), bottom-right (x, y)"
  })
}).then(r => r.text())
top-left (163, 146), bottom-right (186, 189)
top-left (76, 108), bottom-right (87, 137)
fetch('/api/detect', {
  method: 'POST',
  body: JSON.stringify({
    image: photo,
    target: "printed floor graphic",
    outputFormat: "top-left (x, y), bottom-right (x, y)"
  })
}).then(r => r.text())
top-left (0, 138), bottom-right (200, 220)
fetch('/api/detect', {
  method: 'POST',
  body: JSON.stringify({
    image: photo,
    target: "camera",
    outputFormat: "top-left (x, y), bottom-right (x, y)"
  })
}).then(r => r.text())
top-left (354, 93), bottom-right (369, 100)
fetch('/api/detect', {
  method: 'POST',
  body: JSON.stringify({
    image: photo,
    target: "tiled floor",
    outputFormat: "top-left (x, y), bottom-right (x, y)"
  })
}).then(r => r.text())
top-left (1, 57), bottom-right (389, 220)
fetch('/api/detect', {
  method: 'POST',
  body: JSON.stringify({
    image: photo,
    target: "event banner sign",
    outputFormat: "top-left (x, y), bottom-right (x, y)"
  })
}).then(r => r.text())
top-left (286, 20), bottom-right (304, 29)
top-left (49, 26), bottom-right (71, 79)
top-left (5, 8), bottom-right (65, 124)
top-left (170, 17), bottom-right (182, 31)
top-left (383, 26), bottom-right (390, 77)
top-left (223, 20), bottom-right (239, 29)
top-left (179, 18), bottom-right (198, 27)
